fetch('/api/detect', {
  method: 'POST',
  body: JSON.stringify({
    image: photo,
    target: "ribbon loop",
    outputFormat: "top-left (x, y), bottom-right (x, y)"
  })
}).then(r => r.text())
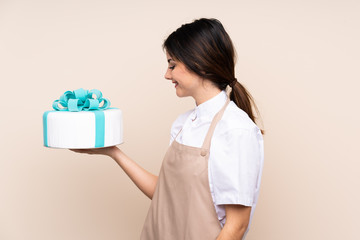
top-left (99, 98), bottom-right (110, 109)
top-left (89, 89), bottom-right (102, 100)
top-left (60, 91), bottom-right (75, 103)
top-left (83, 99), bottom-right (99, 111)
top-left (52, 88), bottom-right (111, 112)
top-left (68, 99), bottom-right (83, 112)
top-left (74, 88), bottom-right (88, 102)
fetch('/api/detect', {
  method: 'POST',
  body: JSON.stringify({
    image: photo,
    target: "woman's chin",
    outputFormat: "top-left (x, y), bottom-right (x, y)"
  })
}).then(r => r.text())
top-left (175, 88), bottom-right (190, 98)
top-left (175, 89), bottom-right (182, 97)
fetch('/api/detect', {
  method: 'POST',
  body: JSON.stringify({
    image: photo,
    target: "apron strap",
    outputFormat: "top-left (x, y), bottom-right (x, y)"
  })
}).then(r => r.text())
top-left (200, 87), bottom-right (231, 156)
top-left (174, 127), bottom-right (183, 142)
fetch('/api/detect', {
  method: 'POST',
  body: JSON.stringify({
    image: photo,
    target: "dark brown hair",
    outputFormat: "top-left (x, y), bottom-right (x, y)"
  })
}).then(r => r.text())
top-left (163, 18), bottom-right (264, 134)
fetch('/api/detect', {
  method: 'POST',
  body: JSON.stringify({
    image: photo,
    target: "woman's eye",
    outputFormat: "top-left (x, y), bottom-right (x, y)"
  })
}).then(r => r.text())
top-left (169, 65), bottom-right (175, 70)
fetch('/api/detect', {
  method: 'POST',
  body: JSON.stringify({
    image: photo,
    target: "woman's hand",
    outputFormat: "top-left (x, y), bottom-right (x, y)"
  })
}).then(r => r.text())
top-left (70, 146), bottom-right (158, 199)
top-left (69, 146), bottom-right (118, 159)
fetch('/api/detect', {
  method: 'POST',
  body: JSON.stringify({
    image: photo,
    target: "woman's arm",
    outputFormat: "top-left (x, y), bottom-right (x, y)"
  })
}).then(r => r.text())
top-left (111, 147), bottom-right (158, 199)
top-left (70, 146), bottom-right (158, 199)
top-left (216, 205), bottom-right (251, 240)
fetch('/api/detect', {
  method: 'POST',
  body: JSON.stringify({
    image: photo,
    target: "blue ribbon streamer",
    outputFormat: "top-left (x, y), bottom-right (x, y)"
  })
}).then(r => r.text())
top-left (94, 111), bottom-right (105, 148)
top-left (43, 110), bottom-right (52, 147)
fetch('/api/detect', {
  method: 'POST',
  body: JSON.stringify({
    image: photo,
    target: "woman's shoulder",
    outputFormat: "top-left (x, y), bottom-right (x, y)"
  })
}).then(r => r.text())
top-left (220, 101), bottom-right (260, 133)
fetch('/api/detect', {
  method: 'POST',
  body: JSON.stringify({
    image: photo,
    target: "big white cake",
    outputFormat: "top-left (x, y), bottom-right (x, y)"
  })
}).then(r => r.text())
top-left (43, 88), bottom-right (123, 149)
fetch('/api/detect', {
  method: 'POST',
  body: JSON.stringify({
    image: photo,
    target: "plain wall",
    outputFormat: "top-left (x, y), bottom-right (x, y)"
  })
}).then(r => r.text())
top-left (1, 0), bottom-right (359, 239)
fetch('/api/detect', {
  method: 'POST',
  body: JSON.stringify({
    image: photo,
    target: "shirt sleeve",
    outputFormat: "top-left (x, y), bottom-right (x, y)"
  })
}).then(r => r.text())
top-left (210, 126), bottom-right (264, 207)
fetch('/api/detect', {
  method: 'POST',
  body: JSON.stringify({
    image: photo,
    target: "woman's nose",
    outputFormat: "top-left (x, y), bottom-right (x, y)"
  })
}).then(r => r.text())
top-left (164, 69), bottom-right (172, 80)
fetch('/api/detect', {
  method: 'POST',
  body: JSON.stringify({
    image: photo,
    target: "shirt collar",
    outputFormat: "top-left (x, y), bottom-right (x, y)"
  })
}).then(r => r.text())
top-left (194, 90), bottom-right (228, 120)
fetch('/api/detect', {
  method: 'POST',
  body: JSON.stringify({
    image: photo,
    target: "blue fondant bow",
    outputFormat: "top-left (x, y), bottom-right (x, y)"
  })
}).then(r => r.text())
top-left (52, 88), bottom-right (111, 112)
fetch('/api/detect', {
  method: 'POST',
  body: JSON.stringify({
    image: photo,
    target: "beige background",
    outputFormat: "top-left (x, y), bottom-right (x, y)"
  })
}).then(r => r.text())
top-left (1, 0), bottom-right (359, 239)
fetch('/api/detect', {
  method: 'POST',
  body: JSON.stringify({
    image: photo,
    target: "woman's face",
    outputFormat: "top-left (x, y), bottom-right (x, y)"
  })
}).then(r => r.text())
top-left (164, 51), bottom-right (203, 98)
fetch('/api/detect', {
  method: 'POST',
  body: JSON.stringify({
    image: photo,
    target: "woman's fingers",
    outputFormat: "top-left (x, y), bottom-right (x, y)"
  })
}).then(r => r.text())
top-left (69, 149), bottom-right (94, 154)
top-left (69, 146), bottom-right (116, 157)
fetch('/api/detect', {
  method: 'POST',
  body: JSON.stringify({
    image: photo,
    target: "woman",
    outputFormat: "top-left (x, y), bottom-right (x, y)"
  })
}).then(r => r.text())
top-left (71, 18), bottom-right (264, 240)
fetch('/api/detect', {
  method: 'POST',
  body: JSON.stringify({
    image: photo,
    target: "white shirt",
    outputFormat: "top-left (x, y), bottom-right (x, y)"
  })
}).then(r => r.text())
top-left (169, 90), bottom-right (264, 233)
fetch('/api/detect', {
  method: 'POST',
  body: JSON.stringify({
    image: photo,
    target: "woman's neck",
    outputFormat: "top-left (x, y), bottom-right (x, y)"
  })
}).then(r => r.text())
top-left (193, 81), bottom-right (222, 106)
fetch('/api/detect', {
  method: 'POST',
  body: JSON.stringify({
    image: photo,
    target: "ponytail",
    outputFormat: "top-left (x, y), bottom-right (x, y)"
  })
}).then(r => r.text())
top-left (230, 80), bottom-right (265, 135)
